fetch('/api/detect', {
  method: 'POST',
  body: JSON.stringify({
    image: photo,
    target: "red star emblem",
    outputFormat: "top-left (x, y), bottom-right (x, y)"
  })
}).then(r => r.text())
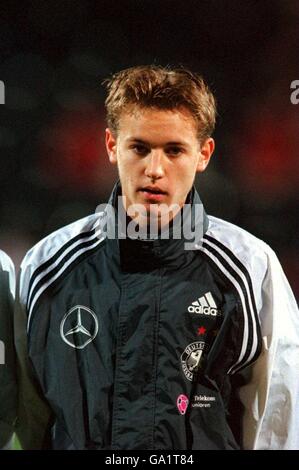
top-left (197, 326), bottom-right (206, 335)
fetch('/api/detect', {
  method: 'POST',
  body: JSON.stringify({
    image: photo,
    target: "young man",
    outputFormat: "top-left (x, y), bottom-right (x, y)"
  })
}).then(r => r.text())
top-left (15, 66), bottom-right (299, 450)
top-left (0, 250), bottom-right (16, 449)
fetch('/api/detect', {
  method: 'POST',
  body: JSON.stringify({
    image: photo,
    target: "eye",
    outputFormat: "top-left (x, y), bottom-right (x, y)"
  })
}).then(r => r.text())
top-left (165, 146), bottom-right (183, 157)
top-left (130, 144), bottom-right (149, 156)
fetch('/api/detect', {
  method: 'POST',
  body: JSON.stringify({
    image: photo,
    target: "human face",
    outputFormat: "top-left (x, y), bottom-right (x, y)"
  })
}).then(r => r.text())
top-left (106, 106), bottom-right (214, 225)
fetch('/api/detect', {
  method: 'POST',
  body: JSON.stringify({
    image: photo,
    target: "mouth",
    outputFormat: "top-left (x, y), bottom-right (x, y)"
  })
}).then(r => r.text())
top-left (139, 185), bottom-right (167, 194)
top-left (138, 186), bottom-right (168, 201)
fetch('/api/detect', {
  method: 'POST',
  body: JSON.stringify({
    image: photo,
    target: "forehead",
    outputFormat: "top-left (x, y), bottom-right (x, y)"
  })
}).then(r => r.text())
top-left (117, 106), bottom-right (198, 142)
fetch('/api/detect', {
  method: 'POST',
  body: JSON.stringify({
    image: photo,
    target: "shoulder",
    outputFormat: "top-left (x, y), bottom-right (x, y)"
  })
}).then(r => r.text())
top-left (0, 250), bottom-right (14, 274)
top-left (19, 213), bottom-right (105, 307)
top-left (0, 250), bottom-right (15, 298)
top-left (202, 216), bottom-right (274, 310)
top-left (206, 215), bottom-right (272, 260)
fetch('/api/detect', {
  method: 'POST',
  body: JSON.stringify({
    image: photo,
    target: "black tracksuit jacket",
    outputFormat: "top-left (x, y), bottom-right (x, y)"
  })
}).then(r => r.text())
top-left (17, 182), bottom-right (289, 450)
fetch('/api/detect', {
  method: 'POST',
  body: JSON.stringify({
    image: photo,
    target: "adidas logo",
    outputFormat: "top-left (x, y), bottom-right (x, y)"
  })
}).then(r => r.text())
top-left (188, 292), bottom-right (221, 316)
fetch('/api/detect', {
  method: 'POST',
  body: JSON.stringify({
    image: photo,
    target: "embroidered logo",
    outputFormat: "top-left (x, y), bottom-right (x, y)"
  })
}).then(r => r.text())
top-left (177, 394), bottom-right (189, 415)
top-left (60, 305), bottom-right (99, 349)
top-left (188, 291), bottom-right (221, 316)
top-left (181, 341), bottom-right (205, 381)
top-left (197, 326), bottom-right (206, 336)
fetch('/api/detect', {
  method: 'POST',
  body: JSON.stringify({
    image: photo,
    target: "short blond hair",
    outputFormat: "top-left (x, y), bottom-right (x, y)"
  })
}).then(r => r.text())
top-left (103, 65), bottom-right (217, 141)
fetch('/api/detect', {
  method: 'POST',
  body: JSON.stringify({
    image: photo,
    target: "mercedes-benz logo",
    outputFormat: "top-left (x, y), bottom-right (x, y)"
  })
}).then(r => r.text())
top-left (60, 305), bottom-right (99, 349)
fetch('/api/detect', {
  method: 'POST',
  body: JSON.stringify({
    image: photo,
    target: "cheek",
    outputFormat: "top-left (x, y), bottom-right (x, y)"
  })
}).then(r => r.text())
top-left (116, 153), bottom-right (129, 176)
top-left (117, 161), bottom-right (136, 192)
top-left (117, 150), bottom-right (139, 172)
top-left (174, 162), bottom-right (197, 186)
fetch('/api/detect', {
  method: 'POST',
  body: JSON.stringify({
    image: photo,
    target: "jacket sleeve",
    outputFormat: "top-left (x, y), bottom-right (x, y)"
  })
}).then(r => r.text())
top-left (0, 252), bottom-right (16, 449)
top-left (14, 265), bottom-right (53, 449)
top-left (240, 246), bottom-right (299, 449)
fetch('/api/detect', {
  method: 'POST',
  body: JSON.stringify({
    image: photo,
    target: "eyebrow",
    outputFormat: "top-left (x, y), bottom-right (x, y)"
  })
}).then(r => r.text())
top-left (126, 137), bottom-right (189, 147)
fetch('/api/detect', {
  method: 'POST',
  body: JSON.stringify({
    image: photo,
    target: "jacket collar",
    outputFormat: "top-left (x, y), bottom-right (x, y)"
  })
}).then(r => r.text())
top-left (105, 180), bottom-right (209, 269)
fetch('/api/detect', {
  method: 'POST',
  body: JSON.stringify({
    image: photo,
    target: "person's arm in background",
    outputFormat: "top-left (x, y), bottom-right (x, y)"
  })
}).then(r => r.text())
top-left (0, 250), bottom-right (16, 449)
top-left (14, 263), bottom-right (53, 450)
top-left (240, 245), bottom-right (299, 449)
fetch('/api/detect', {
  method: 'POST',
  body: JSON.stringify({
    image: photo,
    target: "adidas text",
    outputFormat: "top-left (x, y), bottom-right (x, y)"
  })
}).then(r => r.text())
top-left (188, 305), bottom-right (220, 316)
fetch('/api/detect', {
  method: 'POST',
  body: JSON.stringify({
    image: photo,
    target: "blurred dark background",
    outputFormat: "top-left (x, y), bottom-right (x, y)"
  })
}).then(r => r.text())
top-left (0, 0), bottom-right (298, 298)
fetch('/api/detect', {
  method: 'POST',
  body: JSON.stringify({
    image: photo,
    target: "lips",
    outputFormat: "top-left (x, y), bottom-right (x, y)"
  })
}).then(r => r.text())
top-left (139, 186), bottom-right (167, 195)
top-left (138, 186), bottom-right (167, 202)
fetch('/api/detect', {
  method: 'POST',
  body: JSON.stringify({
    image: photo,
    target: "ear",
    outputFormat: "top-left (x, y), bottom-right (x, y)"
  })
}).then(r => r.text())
top-left (105, 128), bottom-right (118, 164)
top-left (196, 138), bottom-right (215, 173)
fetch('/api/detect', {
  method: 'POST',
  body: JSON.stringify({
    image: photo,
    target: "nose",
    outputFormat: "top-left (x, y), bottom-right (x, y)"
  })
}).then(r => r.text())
top-left (144, 150), bottom-right (165, 180)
